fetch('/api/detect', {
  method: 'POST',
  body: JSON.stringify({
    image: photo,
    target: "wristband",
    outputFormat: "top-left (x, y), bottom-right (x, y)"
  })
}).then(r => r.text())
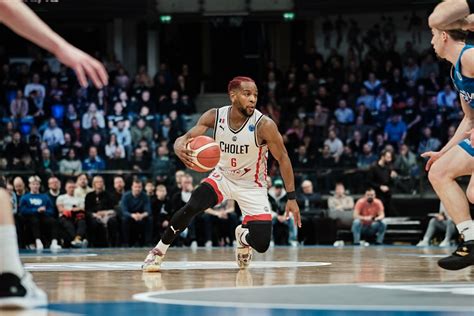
top-left (286, 191), bottom-right (296, 200)
top-left (468, 0), bottom-right (474, 13)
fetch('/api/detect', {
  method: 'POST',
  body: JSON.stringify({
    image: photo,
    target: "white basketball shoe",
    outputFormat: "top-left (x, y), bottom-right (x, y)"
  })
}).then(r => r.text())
top-left (235, 225), bottom-right (252, 269)
top-left (142, 248), bottom-right (165, 272)
top-left (0, 272), bottom-right (47, 309)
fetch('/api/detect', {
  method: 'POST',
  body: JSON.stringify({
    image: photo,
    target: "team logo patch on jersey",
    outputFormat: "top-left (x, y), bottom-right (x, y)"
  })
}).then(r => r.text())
top-left (248, 124), bottom-right (255, 132)
top-left (232, 136), bottom-right (237, 142)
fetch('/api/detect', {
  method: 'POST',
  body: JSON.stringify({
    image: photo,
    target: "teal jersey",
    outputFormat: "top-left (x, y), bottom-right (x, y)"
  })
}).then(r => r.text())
top-left (452, 44), bottom-right (474, 109)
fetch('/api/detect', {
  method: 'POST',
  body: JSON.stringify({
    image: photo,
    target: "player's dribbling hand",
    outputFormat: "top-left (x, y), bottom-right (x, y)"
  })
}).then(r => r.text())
top-left (285, 200), bottom-right (301, 228)
top-left (55, 42), bottom-right (108, 89)
top-left (175, 138), bottom-right (195, 169)
top-left (420, 151), bottom-right (443, 171)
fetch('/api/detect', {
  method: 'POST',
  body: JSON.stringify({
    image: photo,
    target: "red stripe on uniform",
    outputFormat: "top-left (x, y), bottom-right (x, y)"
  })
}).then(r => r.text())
top-left (254, 147), bottom-right (263, 187)
top-left (243, 214), bottom-right (272, 224)
top-left (203, 178), bottom-right (224, 204)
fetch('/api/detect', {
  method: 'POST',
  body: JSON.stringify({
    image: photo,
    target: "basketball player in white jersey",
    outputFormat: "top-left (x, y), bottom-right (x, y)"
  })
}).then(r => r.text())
top-left (143, 76), bottom-right (301, 271)
top-left (423, 0), bottom-right (474, 270)
top-left (0, 0), bottom-right (107, 308)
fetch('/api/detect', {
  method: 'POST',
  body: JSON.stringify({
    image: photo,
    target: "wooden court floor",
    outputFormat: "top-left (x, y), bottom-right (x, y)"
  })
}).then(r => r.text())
top-left (6, 246), bottom-right (474, 315)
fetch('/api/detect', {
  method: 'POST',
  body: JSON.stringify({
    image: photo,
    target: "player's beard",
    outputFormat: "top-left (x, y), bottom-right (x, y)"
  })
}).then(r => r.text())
top-left (238, 104), bottom-right (253, 117)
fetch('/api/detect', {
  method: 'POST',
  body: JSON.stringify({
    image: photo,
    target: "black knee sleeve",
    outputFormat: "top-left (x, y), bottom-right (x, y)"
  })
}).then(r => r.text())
top-left (162, 182), bottom-right (218, 244)
top-left (245, 221), bottom-right (272, 253)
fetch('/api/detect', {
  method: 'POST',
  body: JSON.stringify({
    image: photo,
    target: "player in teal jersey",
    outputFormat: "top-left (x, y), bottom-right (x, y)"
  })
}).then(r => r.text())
top-left (422, 0), bottom-right (474, 270)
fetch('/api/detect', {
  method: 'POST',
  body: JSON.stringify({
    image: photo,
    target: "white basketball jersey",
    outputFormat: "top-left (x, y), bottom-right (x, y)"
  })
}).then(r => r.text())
top-left (213, 105), bottom-right (268, 188)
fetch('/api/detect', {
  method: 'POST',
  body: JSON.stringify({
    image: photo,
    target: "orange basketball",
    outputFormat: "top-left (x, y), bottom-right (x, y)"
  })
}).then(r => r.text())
top-left (187, 135), bottom-right (220, 172)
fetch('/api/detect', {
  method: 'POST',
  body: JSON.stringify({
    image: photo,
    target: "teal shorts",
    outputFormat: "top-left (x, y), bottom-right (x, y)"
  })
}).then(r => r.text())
top-left (459, 138), bottom-right (474, 156)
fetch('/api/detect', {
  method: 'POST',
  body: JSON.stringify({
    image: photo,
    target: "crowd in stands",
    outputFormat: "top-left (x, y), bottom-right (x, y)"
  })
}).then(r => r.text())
top-left (0, 14), bottom-right (467, 248)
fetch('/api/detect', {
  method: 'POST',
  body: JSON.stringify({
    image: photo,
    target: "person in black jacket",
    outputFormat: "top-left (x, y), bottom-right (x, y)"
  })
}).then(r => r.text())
top-left (84, 176), bottom-right (118, 247)
top-left (367, 150), bottom-right (398, 216)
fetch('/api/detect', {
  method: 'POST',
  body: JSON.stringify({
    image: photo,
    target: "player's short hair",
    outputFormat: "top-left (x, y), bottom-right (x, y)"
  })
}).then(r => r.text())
top-left (446, 29), bottom-right (467, 42)
top-left (227, 76), bottom-right (255, 94)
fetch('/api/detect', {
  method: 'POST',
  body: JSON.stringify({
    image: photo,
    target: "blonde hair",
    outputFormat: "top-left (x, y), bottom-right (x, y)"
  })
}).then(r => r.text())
top-left (28, 175), bottom-right (41, 184)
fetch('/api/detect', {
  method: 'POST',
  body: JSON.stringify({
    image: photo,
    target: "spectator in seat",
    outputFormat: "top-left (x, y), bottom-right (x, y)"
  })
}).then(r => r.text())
top-left (39, 148), bottom-right (58, 174)
top-left (59, 148), bottom-right (82, 176)
top-left (107, 147), bottom-right (128, 170)
top-left (296, 180), bottom-right (321, 245)
top-left (417, 203), bottom-right (456, 247)
top-left (131, 147), bottom-right (151, 172)
top-left (352, 188), bottom-right (386, 245)
top-left (46, 176), bottom-right (61, 217)
top-left (5, 131), bottom-right (28, 169)
top-left (19, 176), bottom-right (61, 251)
top-left (417, 126), bottom-right (441, 156)
top-left (85, 176), bottom-right (118, 247)
top-left (268, 178), bottom-right (298, 246)
top-left (436, 84), bottom-right (457, 109)
top-left (24, 73), bottom-right (45, 109)
top-left (131, 117), bottom-right (153, 147)
top-left (328, 183), bottom-right (355, 235)
top-left (43, 117), bottom-right (64, 149)
top-left (56, 180), bottom-right (87, 247)
top-left (82, 102), bottom-right (105, 129)
top-left (120, 179), bottom-right (152, 246)
top-left (13, 177), bottom-right (27, 202)
top-left (74, 173), bottom-right (93, 201)
top-left (324, 130), bottom-right (344, 162)
top-left (105, 133), bottom-right (125, 160)
top-left (334, 99), bottom-right (355, 125)
top-left (111, 175), bottom-right (126, 208)
top-left (82, 146), bottom-right (106, 172)
top-left (9, 89), bottom-right (29, 120)
top-left (110, 119), bottom-right (132, 153)
top-left (384, 114), bottom-right (407, 149)
top-left (151, 145), bottom-right (175, 185)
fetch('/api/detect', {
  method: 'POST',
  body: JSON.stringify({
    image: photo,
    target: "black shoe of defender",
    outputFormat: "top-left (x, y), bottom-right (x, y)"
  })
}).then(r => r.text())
top-left (438, 241), bottom-right (474, 270)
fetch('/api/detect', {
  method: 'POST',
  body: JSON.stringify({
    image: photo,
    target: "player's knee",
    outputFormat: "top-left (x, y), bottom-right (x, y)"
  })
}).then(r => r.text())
top-left (427, 163), bottom-right (447, 185)
top-left (246, 221), bottom-right (272, 253)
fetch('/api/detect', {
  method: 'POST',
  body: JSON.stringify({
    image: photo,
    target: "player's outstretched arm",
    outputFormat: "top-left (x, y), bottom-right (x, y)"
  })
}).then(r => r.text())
top-left (428, 0), bottom-right (472, 29)
top-left (259, 117), bottom-right (301, 227)
top-left (0, 0), bottom-right (108, 88)
top-left (174, 109), bottom-right (216, 168)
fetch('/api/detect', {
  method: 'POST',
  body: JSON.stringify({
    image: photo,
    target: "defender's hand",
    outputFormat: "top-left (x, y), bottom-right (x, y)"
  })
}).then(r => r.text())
top-left (421, 151), bottom-right (443, 171)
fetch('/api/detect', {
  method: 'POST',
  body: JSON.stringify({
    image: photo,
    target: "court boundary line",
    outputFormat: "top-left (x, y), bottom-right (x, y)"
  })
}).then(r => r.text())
top-left (133, 282), bottom-right (474, 312)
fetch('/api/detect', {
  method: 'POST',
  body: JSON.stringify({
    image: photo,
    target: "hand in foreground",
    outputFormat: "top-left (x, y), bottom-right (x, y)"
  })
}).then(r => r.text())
top-left (55, 42), bottom-right (108, 89)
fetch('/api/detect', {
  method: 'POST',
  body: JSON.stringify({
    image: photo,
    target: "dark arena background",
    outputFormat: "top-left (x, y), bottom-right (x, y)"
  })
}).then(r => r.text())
top-left (1, 0), bottom-right (474, 315)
